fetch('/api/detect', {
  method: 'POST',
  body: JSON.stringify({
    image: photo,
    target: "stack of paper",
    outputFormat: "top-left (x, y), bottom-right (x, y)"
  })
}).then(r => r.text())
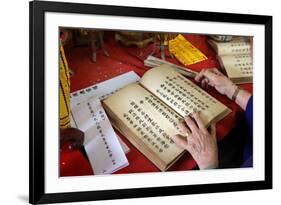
top-left (144, 55), bottom-right (198, 78)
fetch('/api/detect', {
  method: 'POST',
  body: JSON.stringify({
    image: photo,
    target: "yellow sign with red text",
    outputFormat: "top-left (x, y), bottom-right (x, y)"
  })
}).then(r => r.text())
top-left (169, 34), bottom-right (208, 66)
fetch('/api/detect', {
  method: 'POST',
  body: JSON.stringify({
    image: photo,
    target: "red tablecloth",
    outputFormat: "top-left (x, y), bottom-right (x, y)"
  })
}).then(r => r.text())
top-left (60, 33), bottom-right (252, 176)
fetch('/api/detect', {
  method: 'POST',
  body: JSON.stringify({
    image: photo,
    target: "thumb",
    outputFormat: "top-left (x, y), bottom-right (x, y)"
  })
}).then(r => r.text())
top-left (212, 68), bottom-right (223, 75)
top-left (204, 69), bottom-right (219, 83)
top-left (171, 134), bottom-right (188, 149)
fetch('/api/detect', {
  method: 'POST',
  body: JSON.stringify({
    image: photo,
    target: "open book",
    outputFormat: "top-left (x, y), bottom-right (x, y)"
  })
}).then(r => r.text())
top-left (103, 65), bottom-right (231, 171)
top-left (208, 37), bottom-right (253, 84)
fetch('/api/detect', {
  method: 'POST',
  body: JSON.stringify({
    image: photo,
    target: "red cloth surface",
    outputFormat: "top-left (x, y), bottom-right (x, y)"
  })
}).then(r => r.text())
top-left (60, 33), bottom-right (253, 176)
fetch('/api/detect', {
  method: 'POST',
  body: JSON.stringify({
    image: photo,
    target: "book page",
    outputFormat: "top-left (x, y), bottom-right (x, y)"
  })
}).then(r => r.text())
top-left (140, 65), bottom-right (231, 127)
top-left (208, 38), bottom-right (251, 56)
top-left (71, 97), bottom-right (129, 174)
top-left (218, 54), bottom-right (253, 80)
top-left (103, 83), bottom-right (185, 169)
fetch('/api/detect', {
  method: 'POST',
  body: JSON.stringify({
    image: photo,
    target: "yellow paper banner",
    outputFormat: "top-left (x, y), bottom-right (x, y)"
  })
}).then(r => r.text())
top-left (169, 34), bottom-right (208, 66)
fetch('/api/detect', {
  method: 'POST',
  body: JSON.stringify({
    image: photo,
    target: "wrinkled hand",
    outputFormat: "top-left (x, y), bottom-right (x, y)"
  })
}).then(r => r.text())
top-left (60, 127), bottom-right (85, 150)
top-left (195, 68), bottom-right (237, 99)
top-left (172, 112), bottom-right (218, 169)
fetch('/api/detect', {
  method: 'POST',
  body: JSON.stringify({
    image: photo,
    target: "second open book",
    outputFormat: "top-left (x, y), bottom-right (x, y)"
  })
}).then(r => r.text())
top-left (208, 37), bottom-right (253, 84)
top-left (103, 65), bottom-right (231, 171)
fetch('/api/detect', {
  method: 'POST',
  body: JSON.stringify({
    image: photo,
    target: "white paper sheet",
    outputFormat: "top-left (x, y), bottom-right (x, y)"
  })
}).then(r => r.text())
top-left (71, 98), bottom-right (129, 175)
top-left (69, 71), bottom-right (140, 174)
top-left (70, 71), bottom-right (140, 154)
top-left (116, 134), bottom-right (130, 154)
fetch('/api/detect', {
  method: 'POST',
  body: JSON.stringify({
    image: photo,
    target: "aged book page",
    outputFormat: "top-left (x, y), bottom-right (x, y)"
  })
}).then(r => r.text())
top-left (103, 83), bottom-right (185, 171)
top-left (218, 54), bottom-right (253, 84)
top-left (208, 38), bottom-right (251, 56)
top-left (140, 65), bottom-right (231, 127)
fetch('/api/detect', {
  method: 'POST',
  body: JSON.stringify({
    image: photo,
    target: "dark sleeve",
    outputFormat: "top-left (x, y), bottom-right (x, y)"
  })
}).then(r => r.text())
top-left (241, 96), bottom-right (253, 168)
top-left (245, 96), bottom-right (253, 139)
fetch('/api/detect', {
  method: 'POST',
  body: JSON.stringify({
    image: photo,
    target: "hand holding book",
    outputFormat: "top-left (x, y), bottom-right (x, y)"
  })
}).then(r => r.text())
top-left (195, 68), bottom-right (252, 110)
top-left (195, 68), bottom-right (237, 99)
top-left (171, 67), bottom-right (253, 170)
top-left (103, 65), bottom-right (231, 171)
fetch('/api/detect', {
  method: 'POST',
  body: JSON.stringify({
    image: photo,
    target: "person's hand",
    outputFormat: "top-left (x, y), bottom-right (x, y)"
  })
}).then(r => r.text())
top-left (172, 112), bottom-right (218, 169)
top-left (195, 68), bottom-right (237, 99)
top-left (60, 127), bottom-right (85, 150)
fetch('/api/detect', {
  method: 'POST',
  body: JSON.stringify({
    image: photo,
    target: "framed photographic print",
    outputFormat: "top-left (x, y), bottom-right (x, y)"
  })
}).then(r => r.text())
top-left (29, 0), bottom-right (272, 204)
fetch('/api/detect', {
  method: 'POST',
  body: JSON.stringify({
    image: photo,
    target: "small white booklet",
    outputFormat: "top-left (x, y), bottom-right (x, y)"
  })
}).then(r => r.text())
top-left (71, 98), bottom-right (129, 174)
top-left (70, 71), bottom-right (140, 174)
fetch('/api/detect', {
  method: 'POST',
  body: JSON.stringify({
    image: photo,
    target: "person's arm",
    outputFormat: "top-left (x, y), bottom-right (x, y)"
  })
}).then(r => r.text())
top-left (232, 85), bottom-right (251, 111)
top-left (195, 68), bottom-right (251, 110)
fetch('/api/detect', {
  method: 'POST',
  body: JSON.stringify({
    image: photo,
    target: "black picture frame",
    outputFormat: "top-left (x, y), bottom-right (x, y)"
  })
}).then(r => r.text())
top-left (29, 0), bottom-right (272, 204)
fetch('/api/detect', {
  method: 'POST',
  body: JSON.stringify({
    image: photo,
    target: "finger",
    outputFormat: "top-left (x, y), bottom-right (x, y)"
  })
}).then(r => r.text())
top-left (212, 68), bottom-right (223, 75)
top-left (208, 80), bottom-right (215, 87)
top-left (192, 112), bottom-right (207, 131)
top-left (171, 134), bottom-right (188, 149)
top-left (184, 115), bottom-right (198, 133)
top-left (195, 69), bottom-right (206, 83)
top-left (204, 78), bottom-right (209, 84)
top-left (177, 120), bottom-right (191, 135)
top-left (202, 78), bottom-right (209, 89)
top-left (202, 79), bottom-right (210, 90)
top-left (210, 123), bottom-right (217, 141)
top-left (201, 78), bottom-right (210, 89)
top-left (204, 69), bottom-right (219, 82)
